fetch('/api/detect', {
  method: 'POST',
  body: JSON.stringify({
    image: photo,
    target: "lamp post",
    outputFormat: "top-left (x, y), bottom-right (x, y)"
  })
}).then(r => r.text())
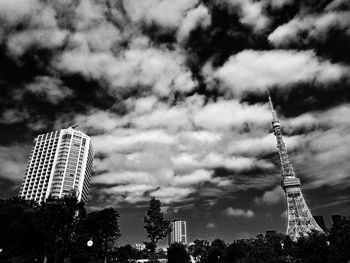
top-left (87, 239), bottom-right (93, 247)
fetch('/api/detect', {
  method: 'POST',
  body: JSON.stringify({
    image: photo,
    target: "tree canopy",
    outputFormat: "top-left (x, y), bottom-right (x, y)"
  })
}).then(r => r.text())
top-left (144, 197), bottom-right (171, 260)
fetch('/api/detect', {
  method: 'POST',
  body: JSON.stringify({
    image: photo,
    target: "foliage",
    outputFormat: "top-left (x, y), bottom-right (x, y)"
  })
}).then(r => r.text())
top-left (328, 218), bottom-right (350, 262)
top-left (0, 197), bottom-right (43, 262)
top-left (39, 196), bottom-right (86, 263)
top-left (113, 244), bottom-right (139, 263)
top-left (188, 239), bottom-right (210, 262)
top-left (73, 207), bottom-right (121, 262)
top-left (167, 242), bottom-right (191, 263)
top-left (207, 239), bottom-right (226, 263)
top-left (0, 196), bottom-right (121, 263)
top-left (143, 197), bottom-right (171, 258)
top-left (188, 221), bottom-right (350, 263)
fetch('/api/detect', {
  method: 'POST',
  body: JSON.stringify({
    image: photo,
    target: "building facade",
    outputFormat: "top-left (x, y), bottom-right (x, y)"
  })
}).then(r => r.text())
top-left (19, 127), bottom-right (93, 203)
top-left (169, 220), bottom-right (187, 245)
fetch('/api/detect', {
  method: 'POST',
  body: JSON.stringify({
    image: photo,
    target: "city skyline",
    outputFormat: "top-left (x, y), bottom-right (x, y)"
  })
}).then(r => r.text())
top-left (0, 0), bottom-right (349, 245)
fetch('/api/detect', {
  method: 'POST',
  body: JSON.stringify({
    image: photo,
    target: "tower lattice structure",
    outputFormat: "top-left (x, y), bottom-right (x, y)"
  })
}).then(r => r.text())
top-left (268, 93), bottom-right (324, 241)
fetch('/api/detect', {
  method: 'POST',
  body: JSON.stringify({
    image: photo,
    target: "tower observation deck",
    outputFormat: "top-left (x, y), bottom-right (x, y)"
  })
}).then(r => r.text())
top-left (268, 92), bottom-right (324, 241)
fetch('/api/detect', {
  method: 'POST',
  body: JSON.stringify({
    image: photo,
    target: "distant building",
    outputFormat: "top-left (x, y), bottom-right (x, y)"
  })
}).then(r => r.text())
top-left (19, 127), bottom-right (93, 203)
top-left (169, 220), bottom-right (187, 245)
top-left (313, 216), bottom-right (327, 231)
top-left (134, 243), bottom-right (146, 251)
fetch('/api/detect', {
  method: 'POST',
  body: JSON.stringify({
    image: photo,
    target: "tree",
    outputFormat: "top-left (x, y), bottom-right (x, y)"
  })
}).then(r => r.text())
top-left (39, 196), bottom-right (86, 263)
top-left (0, 197), bottom-right (43, 262)
top-left (188, 239), bottom-right (210, 263)
top-left (74, 208), bottom-right (121, 263)
top-left (168, 243), bottom-right (191, 263)
top-left (224, 242), bottom-right (245, 263)
top-left (207, 239), bottom-right (226, 263)
top-left (144, 197), bottom-right (171, 261)
top-left (114, 244), bottom-right (138, 263)
top-left (328, 218), bottom-right (350, 262)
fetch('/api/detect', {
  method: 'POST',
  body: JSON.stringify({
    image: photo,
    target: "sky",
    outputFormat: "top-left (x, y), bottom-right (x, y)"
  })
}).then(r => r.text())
top-left (0, 0), bottom-right (350, 246)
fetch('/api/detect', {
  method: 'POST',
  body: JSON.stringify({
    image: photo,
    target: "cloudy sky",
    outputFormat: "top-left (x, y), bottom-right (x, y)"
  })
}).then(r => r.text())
top-left (1, 0), bottom-right (350, 245)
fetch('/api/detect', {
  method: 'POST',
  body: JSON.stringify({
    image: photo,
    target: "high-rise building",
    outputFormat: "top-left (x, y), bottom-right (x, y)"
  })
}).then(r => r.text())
top-left (169, 220), bottom-right (187, 245)
top-left (19, 127), bottom-right (93, 203)
top-left (268, 93), bottom-right (324, 241)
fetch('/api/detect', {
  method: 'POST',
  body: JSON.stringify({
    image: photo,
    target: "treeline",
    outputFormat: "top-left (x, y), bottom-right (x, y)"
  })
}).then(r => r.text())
top-left (185, 223), bottom-right (350, 263)
top-left (0, 196), bottom-right (171, 263)
top-left (0, 196), bottom-right (120, 263)
top-left (1, 196), bottom-right (349, 263)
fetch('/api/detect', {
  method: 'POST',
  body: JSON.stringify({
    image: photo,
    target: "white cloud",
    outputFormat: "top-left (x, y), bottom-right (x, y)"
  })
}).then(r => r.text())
top-left (26, 76), bottom-right (73, 105)
top-left (194, 99), bottom-right (271, 130)
top-left (221, 0), bottom-right (270, 31)
top-left (132, 103), bottom-right (190, 130)
top-left (72, 110), bottom-right (124, 133)
top-left (150, 186), bottom-right (195, 204)
top-left (100, 184), bottom-right (155, 204)
top-left (229, 133), bottom-right (301, 156)
top-left (74, 0), bottom-right (105, 30)
top-left (0, 0), bottom-right (42, 26)
top-left (224, 207), bottom-right (255, 218)
top-left (177, 4), bottom-right (211, 44)
top-left (172, 153), bottom-right (200, 171)
top-left (93, 171), bottom-right (155, 185)
top-left (268, 11), bottom-right (350, 47)
top-left (92, 129), bottom-right (177, 154)
top-left (254, 186), bottom-right (285, 205)
top-left (173, 169), bottom-right (212, 187)
top-left (210, 50), bottom-right (348, 96)
top-left (124, 0), bottom-right (199, 29)
top-left (7, 28), bottom-right (67, 56)
top-left (0, 144), bottom-right (30, 182)
top-left (201, 153), bottom-right (256, 171)
top-left (56, 47), bottom-right (196, 97)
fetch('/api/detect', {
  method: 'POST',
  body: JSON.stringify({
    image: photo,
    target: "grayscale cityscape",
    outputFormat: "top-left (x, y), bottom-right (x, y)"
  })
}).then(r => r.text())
top-left (0, 0), bottom-right (349, 263)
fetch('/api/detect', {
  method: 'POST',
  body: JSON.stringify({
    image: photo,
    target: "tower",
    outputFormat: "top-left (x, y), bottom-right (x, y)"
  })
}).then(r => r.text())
top-left (19, 127), bottom-right (93, 203)
top-left (168, 220), bottom-right (187, 246)
top-left (268, 93), bottom-right (323, 241)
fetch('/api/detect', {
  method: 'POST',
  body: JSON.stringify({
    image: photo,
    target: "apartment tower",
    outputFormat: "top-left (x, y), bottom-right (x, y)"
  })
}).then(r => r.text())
top-left (19, 127), bottom-right (93, 203)
top-left (169, 220), bottom-right (187, 245)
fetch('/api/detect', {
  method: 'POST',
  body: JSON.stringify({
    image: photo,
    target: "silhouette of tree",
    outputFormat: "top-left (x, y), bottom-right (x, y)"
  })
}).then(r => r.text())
top-left (0, 197), bottom-right (42, 262)
top-left (168, 242), bottom-right (191, 263)
top-left (328, 218), bottom-right (350, 262)
top-left (144, 197), bottom-right (171, 262)
top-left (114, 244), bottom-right (138, 263)
top-left (39, 196), bottom-right (86, 263)
top-left (73, 207), bottom-right (121, 263)
top-left (207, 239), bottom-right (226, 263)
top-left (188, 239), bottom-right (210, 262)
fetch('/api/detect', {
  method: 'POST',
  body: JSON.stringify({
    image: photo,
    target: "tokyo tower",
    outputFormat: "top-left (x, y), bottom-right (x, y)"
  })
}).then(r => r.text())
top-left (268, 93), bottom-right (324, 241)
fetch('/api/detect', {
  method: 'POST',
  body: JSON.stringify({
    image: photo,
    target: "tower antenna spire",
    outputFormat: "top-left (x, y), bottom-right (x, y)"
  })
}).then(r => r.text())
top-left (267, 89), bottom-right (278, 122)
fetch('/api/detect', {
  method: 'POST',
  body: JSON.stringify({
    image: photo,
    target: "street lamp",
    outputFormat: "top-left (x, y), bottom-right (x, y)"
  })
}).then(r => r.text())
top-left (87, 239), bottom-right (93, 247)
